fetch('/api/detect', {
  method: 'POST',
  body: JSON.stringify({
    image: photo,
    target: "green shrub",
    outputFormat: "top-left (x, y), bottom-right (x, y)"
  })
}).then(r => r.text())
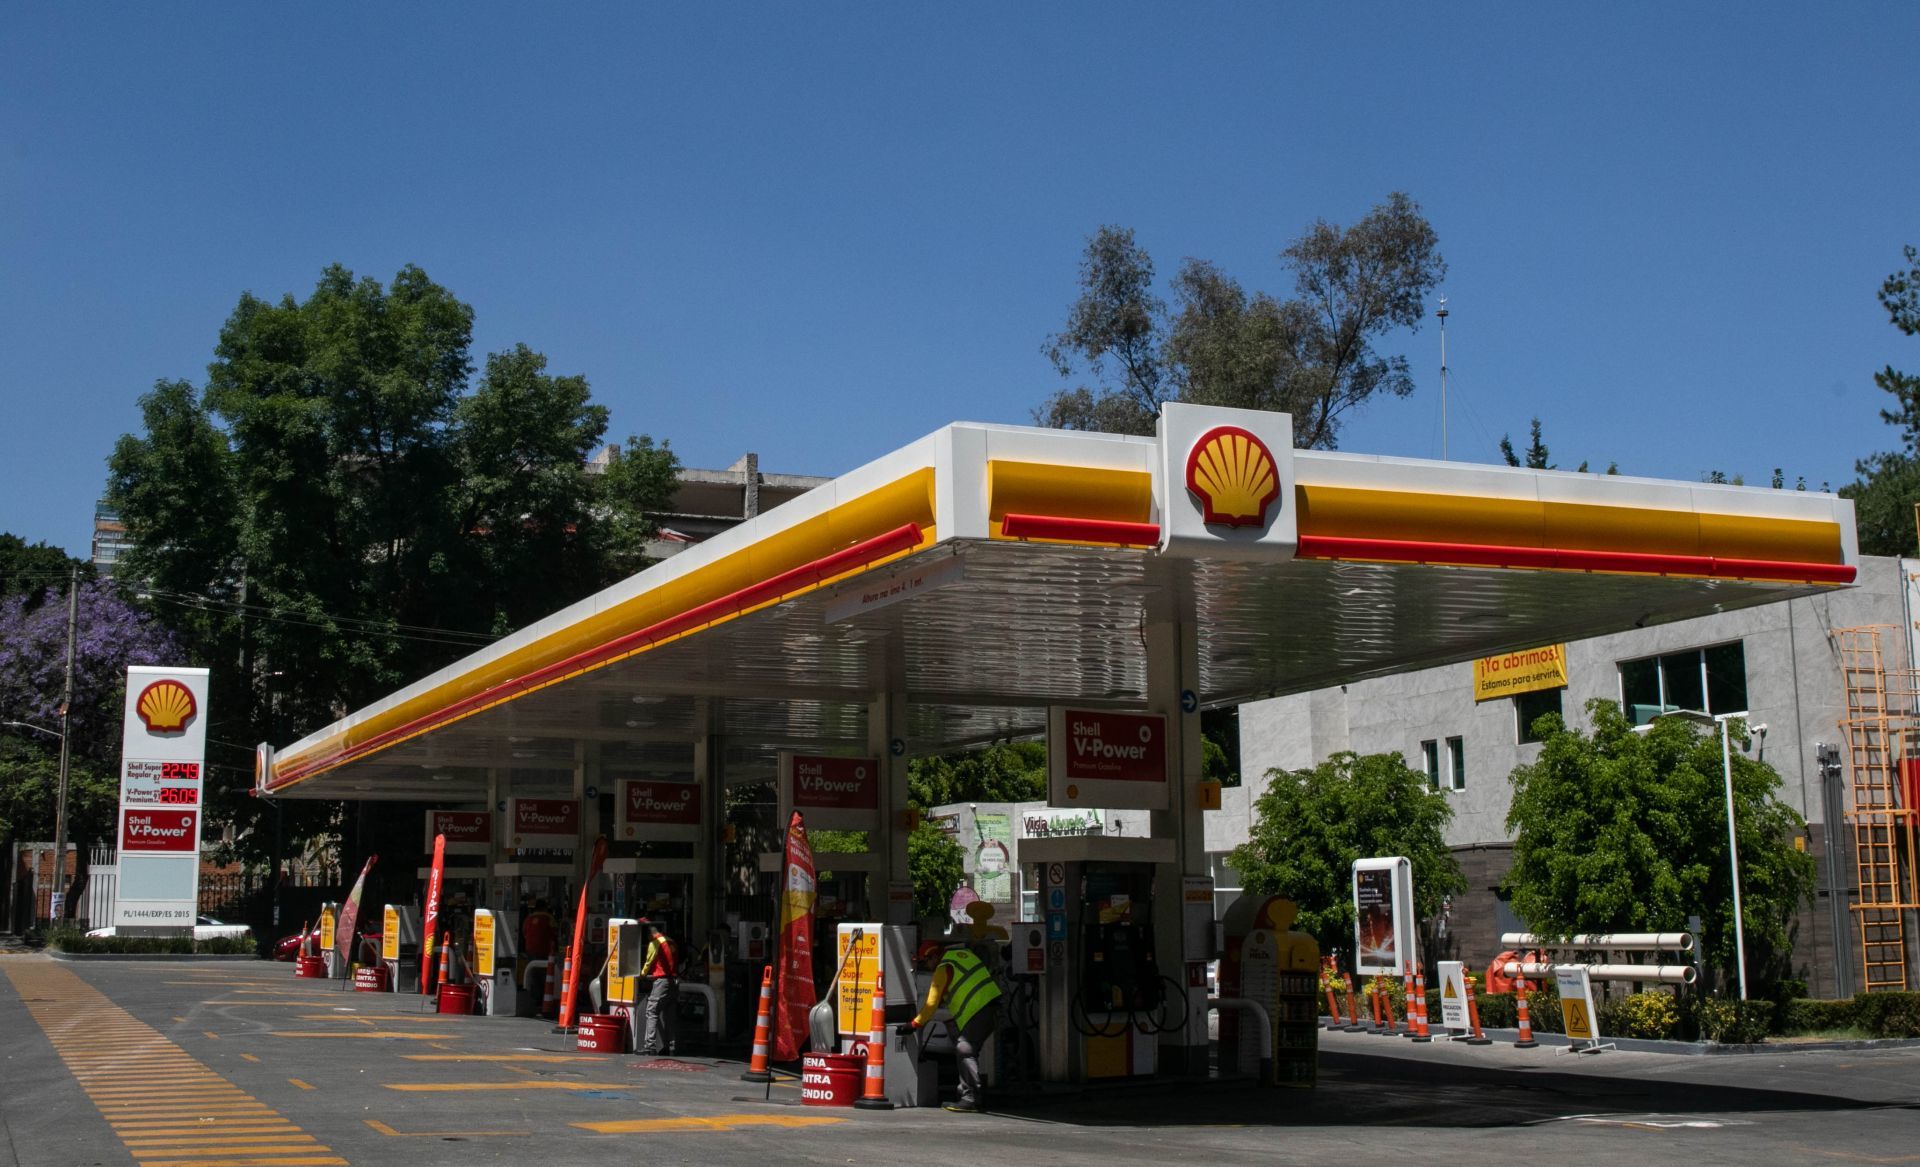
top-left (45, 925), bottom-right (257, 957)
top-left (1853, 991), bottom-right (1920, 1038)
top-left (1778, 998), bottom-right (1857, 1034)
top-left (1521, 988), bottom-right (1564, 1034)
top-left (1698, 998), bottom-right (1773, 1044)
top-left (1475, 992), bottom-right (1516, 1029)
top-left (1603, 991), bottom-right (1682, 1040)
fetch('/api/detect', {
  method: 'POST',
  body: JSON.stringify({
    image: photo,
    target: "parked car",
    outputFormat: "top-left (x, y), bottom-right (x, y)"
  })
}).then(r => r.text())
top-left (274, 924), bottom-right (381, 962)
top-left (87, 915), bottom-right (253, 941)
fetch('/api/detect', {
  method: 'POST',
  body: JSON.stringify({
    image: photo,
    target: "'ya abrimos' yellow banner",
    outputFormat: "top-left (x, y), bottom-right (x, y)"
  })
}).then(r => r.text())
top-left (1472, 644), bottom-right (1567, 701)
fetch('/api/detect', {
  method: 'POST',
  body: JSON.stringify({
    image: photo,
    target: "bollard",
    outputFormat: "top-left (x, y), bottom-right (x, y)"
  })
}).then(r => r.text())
top-left (1374, 978), bottom-right (1399, 1036)
top-left (1462, 965), bottom-right (1493, 1045)
top-left (1411, 963), bottom-right (1431, 1042)
top-left (1323, 961), bottom-right (1343, 1028)
top-left (853, 967), bottom-right (893, 1110)
top-left (1340, 973), bottom-right (1365, 1031)
top-left (1514, 977), bottom-right (1538, 1049)
top-left (741, 965), bottom-right (776, 1083)
top-left (1367, 980), bottom-right (1383, 1030)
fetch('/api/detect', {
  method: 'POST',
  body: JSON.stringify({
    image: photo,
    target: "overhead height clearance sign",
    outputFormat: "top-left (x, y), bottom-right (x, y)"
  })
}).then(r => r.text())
top-left (115, 666), bottom-right (210, 930)
top-left (1472, 644), bottom-right (1568, 702)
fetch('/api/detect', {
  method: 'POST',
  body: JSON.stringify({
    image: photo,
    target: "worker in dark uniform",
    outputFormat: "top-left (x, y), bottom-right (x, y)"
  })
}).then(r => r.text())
top-left (909, 939), bottom-right (1003, 1113)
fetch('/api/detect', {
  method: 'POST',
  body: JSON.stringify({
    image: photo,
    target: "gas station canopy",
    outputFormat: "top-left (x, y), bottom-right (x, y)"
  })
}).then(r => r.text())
top-left (259, 406), bottom-right (1857, 803)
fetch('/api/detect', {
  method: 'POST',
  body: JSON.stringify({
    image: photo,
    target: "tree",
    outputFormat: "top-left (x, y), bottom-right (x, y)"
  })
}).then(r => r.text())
top-left (1228, 751), bottom-right (1464, 958)
top-left (105, 264), bottom-right (680, 863)
top-left (1039, 193), bottom-right (1446, 449)
top-left (0, 535), bottom-right (90, 611)
top-left (1500, 419), bottom-right (1552, 470)
top-left (0, 580), bottom-right (181, 847)
top-left (908, 823), bottom-right (965, 920)
top-left (907, 742), bottom-right (1047, 810)
top-left (1503, 699), bottom-right (1815, 995)
top-left (1844, 245), bottom-right (1920, 555)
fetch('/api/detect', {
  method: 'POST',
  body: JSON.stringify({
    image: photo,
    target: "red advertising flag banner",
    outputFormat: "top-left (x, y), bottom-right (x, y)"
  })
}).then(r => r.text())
top-left (773, 811), bottom-right (817, 1062)
top-left (790, 756), bottom-right (880, 811)
top-left (559, 835), bottom-right (609, 1031)
top-left (120, 809), bottom-right (197, 853)
top-left (335, 855), bottom-right (377, 968)
top-left (419, 834), bottom-right (445, 995)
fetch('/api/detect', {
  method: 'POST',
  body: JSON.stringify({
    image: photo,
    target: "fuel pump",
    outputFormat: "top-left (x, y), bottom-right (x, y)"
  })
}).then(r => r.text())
top-left (472, 908), bottom-right (520, 1016)
top-left (380, 903), bottom-right (421, 994)
top-left (605, 916), bottom-right (645, 1048)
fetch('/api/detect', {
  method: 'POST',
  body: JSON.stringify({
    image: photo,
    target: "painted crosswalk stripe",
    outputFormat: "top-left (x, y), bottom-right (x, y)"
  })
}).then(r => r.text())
top-left (3, 961), bottom-right (348, 1167)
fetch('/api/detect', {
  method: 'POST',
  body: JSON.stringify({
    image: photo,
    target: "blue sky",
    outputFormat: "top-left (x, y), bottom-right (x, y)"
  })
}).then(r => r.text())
top-left (4, 6), bottom-right (1914, 556)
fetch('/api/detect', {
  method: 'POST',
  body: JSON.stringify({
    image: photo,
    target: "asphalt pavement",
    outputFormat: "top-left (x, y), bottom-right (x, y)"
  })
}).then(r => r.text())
top-left (2, 953), bottom-right (1915, 1167)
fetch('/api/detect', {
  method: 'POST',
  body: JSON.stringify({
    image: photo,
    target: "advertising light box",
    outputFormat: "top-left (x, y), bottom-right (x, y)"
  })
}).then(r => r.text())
top-left (425, 810), bottom-right (492, 856)
top-left (1352, 856), bottom-right (1415, 977)
top-left (616, 778), bottom-right (701, 842)
top-left (504, 798), bottom-right (579, 849)
top-left (1046, 707), bottom-right (1169, 810)
top-left (114, 667), bottom-right (210, 930)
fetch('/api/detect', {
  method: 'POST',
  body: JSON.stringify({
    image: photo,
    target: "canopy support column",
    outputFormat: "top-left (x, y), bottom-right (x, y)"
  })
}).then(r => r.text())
top-left (1147, 618), bottom-right (1209, 1076)
top-left (871, 691), bottom-right (912, 924)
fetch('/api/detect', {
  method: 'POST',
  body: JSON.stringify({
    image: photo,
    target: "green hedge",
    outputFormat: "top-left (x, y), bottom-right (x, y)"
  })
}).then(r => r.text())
top-left (44, 925), bottom-right (256, 956)
top-left (1776, 993), bottom-right (1920, 1038)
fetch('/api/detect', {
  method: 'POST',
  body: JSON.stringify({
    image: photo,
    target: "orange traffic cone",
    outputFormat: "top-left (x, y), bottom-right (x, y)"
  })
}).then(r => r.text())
top-left (741, 964), bottom-right (775, 1083)
top-left (1340, 973), bottom-right (1364, 1031)
top-left (1411, 963), bottom-right (1431, 1042)
top-left (853, 967), bottom-right (893, 1110)
top-left (1367, 980), bottom-right (1382, 1030)
top-left (1514, 976), bottom-right (1538, 1049)
top-left (436, 932), bottom-right (452, 995)
top-left (1463, 965), bottom-right (1492, 1045)
top-left (1323, 961), bottom-right (1341, 1027)
top-left (551, 947), bottom-right (576, 1035)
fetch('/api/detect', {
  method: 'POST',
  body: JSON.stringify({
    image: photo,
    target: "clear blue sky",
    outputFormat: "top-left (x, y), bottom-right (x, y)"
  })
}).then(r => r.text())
top-left (4, 6), bottom-right (1914, 557)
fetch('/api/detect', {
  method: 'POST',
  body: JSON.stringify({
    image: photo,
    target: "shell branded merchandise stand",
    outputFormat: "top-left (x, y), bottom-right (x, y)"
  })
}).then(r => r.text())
top-left (258, 404), bottom-right (1858, 1086)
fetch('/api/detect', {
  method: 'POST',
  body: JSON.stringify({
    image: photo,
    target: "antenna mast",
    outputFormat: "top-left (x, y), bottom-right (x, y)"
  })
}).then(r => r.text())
top-left (1436, 296), bottom-right (1450, 460)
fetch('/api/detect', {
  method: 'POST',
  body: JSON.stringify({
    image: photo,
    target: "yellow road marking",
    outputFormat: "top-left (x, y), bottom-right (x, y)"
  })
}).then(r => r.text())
top-left (500, 1065), bottom-right (535, 1076)
top-left (573, 1114), bottom-right (846, 1133)
top-left (401, 1053), bottom-right (602, 1063)
top-left (240, 1054), bottom-right (262, 1063)
top-left (128, 1144), bottom-right (325, 1159)
top-left (131, 1151), bottom-right (345, 1159)
top-left (202, 1030), bottom-right (220, 1040)
top-left (2, 962), bottom-right (347, 1167)
top-left (295, 1013), bottom-right (457, 1022)
top-left (385, 1081), bottom-right (638, 1092)
top-left (268, 1030), bottom-right (451, 1039)
top-left (174, 1016), bottom-right (187, 1023)
top-left (364, 1119), bottom-right (534, 1138)
top-left (427, 1042), bottom-right (453, 1050)
top-left (204, 1001), bottom-right (359, 1008)
top-left (288, 1079), bottom-right (314, 1090)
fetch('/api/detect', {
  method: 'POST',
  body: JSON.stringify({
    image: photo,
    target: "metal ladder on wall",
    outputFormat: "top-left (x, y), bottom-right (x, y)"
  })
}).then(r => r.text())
top-left (1839, 626), bottom-right (1914, 992)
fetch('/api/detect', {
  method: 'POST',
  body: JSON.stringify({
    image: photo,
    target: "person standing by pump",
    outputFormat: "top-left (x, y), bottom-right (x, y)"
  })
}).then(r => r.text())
top-left (908, 940), bottom-right (1003, 1113)
top-left (637, 919), bottom-right (680, 1055)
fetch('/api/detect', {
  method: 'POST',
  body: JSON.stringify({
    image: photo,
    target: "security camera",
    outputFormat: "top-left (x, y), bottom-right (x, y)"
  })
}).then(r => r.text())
top-left (1750, 723), bottom-right (1768, 735)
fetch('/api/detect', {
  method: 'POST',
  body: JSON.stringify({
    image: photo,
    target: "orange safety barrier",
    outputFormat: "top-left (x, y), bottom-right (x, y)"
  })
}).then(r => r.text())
top-left (1411, 963), bottom-right (1431, 1042)
top-left (853, 966), bottom-right (893, 1110)
top-left (552, 948), bottom-right (576, 1034)
top-left (741, 965), bottom-right (775, 1083)
top-left (1462, 965), bottom-right (1493, 1045)
top-left (1514, 976), bottom-right (1539, 1049)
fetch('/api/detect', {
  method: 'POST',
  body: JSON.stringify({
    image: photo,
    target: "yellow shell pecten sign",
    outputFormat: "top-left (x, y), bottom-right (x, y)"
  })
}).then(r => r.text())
top-left (1186, 425), bottom-right (1281, 529)
top-left (135, 679), bottom-right (198, 733)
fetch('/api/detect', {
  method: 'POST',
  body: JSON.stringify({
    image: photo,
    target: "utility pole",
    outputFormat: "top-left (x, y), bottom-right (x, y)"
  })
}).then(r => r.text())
top-left (51, 566), bottom-right (77, 919)
top-left (1436, 296), bottom-right (1450, 461)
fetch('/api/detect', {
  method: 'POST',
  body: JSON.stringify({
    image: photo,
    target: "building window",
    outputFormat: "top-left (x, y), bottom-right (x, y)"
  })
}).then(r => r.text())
top-left (1516, 688), bottom-right (1563, 744)
top-left (1421, 740), bottom-right (1440, 789)
top-left (1446, 736), bottom-right (1465, 791)
top-left (1619, 642), bottom-right (1748, 725)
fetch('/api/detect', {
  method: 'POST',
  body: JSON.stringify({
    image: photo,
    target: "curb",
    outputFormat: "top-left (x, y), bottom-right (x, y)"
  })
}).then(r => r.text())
top-left (1324, 1017), bottom-right (1920, 1056)
top-left (48, 950), bottom-right (263, 962)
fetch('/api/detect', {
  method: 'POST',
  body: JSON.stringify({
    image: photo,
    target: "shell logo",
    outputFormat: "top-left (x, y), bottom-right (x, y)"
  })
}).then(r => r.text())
top-left (1185, 425), bottom-right (1281, 529)
top-left (135, 679), bottom-right (197, 734)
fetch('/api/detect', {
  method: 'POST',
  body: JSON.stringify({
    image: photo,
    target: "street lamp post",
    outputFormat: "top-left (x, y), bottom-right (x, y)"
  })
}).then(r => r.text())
top-left (1657, 708), bottom-right (1751, 1001)
top-left (3, 719), bottom-right (70, 921)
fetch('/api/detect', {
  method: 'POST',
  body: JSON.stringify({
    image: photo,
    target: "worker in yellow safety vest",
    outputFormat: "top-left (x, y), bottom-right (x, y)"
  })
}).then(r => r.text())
top-left (908, 940), bottom-right (1003, 1113)
top-left (637, 920), bottom-right (680, 1055)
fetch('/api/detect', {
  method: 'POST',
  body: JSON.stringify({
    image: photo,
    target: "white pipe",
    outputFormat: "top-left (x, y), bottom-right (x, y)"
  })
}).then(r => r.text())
top-left (1499, 932), bottom-right (1695, 952)
top-left (1499, 961), bottom-right (1697, 985)
top-left (1208, 997), bottom-right (1274, 1080)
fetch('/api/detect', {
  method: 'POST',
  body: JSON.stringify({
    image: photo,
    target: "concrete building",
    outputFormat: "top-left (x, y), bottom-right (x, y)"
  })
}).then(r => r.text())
top-left (1208, 554), bottom-right (1918, 999)
top-left (90, 501), bottom-right (132, 577)
top-left (585, 449), bottom-right (830, 559)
